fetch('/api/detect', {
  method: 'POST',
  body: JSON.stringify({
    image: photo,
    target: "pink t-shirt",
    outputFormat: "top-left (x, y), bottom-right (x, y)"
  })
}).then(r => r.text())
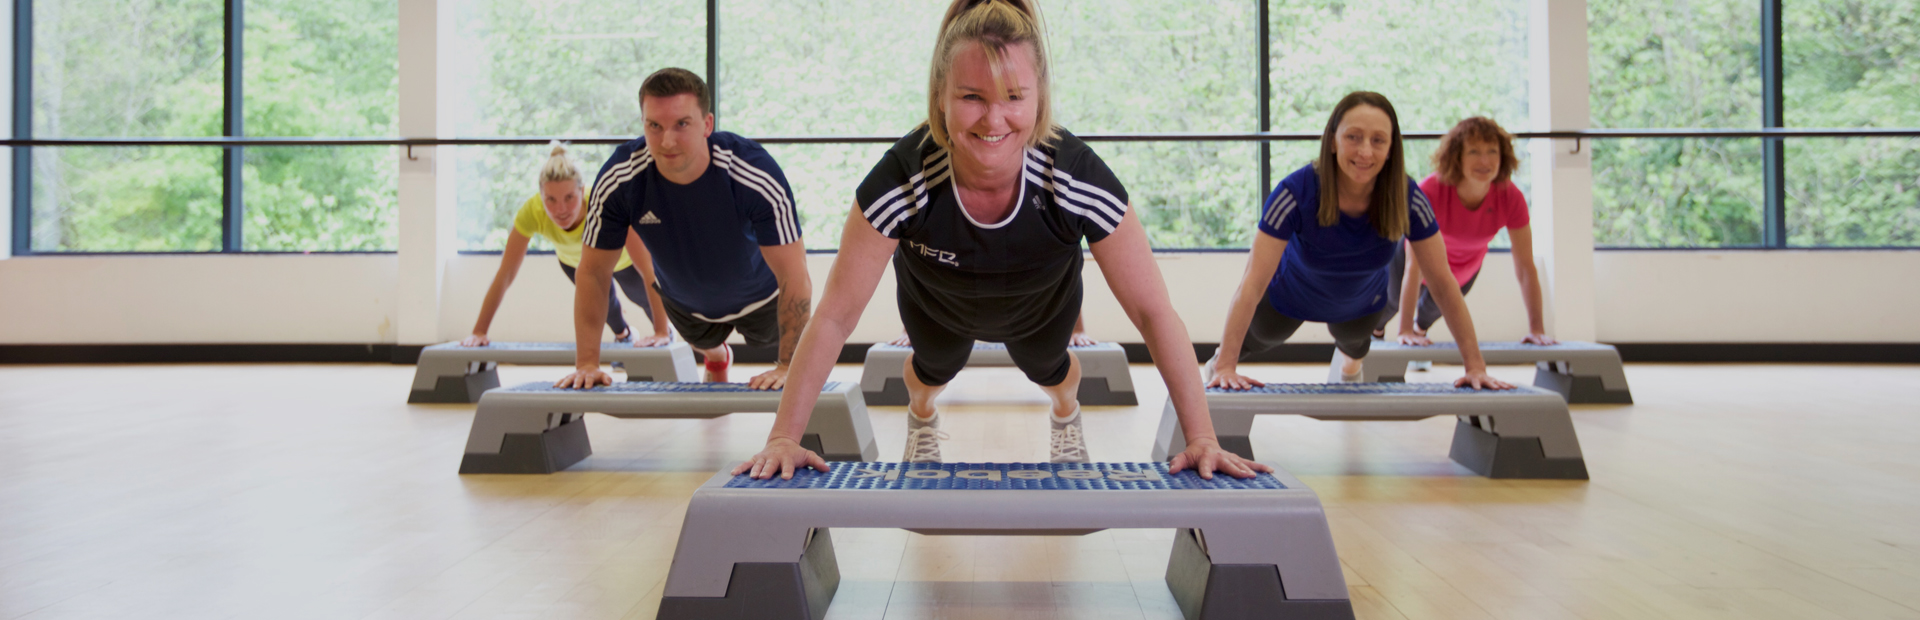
top-left (1418, 175), bottom-right (1530, 286)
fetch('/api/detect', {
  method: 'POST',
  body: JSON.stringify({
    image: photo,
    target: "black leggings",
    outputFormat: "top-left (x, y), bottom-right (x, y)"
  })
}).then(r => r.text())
top-left (559, 262), bottom-right (654, 338)
top-left (900, 286), bottom-right (1081, 388)
top-left (1239, 298), bottom-right (1393, 361)
top-left (1373, 244), bottom-right (1479, 334)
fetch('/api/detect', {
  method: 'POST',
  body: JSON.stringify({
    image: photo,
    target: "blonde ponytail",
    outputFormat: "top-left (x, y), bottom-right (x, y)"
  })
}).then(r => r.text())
top-left (539, 140), bottom-right (582, 186)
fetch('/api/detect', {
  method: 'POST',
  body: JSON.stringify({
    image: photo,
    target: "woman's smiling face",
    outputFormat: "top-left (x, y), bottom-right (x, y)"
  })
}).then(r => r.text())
top-left (943, 40), bottom-right (1039, 177)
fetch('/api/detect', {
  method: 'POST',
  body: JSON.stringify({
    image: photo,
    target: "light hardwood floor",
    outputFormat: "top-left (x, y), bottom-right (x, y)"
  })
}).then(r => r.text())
top-left (1, 360), bottom-right (1916, 619)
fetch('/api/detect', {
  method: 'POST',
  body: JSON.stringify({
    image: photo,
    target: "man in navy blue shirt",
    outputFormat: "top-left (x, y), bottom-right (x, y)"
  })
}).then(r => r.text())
top-left (555, 68), bottom-right (811, 390)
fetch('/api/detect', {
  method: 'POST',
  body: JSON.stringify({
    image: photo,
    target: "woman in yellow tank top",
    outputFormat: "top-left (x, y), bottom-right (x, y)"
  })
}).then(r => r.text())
top-left (461, 142), bottom-right (670, 347)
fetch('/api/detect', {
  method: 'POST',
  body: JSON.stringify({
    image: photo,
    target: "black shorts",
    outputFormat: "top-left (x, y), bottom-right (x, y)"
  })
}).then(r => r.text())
top-left (1374, 242), bottom-right (1480, 333)
top-left (657, 287), bottom-right (781, 350)
top-left (1240, 298), bottom-right (1393, 361)
top-left (899, 281), bottom-right (1081, 388)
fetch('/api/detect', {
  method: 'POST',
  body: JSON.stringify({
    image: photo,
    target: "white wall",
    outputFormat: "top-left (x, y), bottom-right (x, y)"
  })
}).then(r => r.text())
top-left (3, 250), bottom-right (1914, 345)
top-left (1593, 251), bottom-right (1920, 343)
top-left (0, 255), bottom-right (399, 344)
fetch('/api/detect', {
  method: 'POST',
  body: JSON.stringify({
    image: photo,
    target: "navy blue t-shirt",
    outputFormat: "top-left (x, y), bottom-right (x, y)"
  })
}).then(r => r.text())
top-left (584, 132), bottom-right (801, 319)
top-left (1259, 164), bottom-right (1439, 323)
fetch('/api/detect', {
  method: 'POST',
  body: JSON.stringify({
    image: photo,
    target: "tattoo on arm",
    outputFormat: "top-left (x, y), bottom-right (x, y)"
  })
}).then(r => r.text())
top-left (777, 295), bottom-right (812, 366)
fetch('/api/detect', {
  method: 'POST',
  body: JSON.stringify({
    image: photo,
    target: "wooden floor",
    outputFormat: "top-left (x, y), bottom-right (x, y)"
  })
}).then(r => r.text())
top-left (1, 360), bottom-right (1917, 619)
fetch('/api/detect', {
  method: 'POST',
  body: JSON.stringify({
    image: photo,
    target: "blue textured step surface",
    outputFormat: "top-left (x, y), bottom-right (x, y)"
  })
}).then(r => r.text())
top-left (1380, 341), bottom-right (1612, 351)
top-left (1208, 382), bottom-right (1514, 395)
top-left (724, 462), bottom-right (1284, 491)
top-left (501, 381), bottom-right (846, 394)
top-left (428, 342), bottom-right (571, 351)
top-left (871, 342), bottom-right (1106, 352)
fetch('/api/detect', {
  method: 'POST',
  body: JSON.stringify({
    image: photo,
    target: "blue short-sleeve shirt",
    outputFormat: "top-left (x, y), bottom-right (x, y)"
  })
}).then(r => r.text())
top-left (583, 132), bottom-right (801, 319)
top-left (1259, 164), bottom-right (1439, 323)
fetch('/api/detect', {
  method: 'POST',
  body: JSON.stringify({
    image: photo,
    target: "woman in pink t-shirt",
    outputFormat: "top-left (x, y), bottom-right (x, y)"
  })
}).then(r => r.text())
top-left (1374, 117), bottom-right (1556, 346)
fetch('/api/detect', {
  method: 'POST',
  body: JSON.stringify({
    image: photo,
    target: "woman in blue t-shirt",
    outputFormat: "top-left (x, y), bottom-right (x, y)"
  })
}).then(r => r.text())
top-left (1209, 92), bottom-right (1512, 390)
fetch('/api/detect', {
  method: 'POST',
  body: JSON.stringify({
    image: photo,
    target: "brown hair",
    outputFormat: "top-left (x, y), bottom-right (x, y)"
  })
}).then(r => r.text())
top-left (1431, 116), bottom-right (1520, 185)
top-left (1315, 91), bottom-right (1409, 240)
top-left (925, 0), bottom-right (1058, 150)
top-left (638, 67), bottom-right (711, 115)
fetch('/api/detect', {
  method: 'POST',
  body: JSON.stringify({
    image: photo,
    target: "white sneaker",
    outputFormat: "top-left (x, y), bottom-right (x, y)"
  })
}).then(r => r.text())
top-left (904, 411), bottom-right (949, 463)
top-left (1049, 406), bottom-right (1090, 463)
top-left (1411, 360), bottom-right (1433, 372)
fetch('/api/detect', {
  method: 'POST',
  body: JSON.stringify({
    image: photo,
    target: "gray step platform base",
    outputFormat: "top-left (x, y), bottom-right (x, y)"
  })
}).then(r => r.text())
top-left (655, 529), bottom-right (841, 620)
top-left (1352, 341), bottom-right (1633, 404)
top-left (1166, 528), bottom-right (1357, 620)
top-left (1447, 418), bottom-right (1591, 479)
top-left (1153, 383), bottom-right (1587, 480)
top-left (459, 381), bottom-right (877, 474)
top-left (455, 414), bottom-right (841, 475)
top-left (859, 342), bottom-right (1138, 406)
top-left (657, 463), bottom-right (1352, 620)
top-left (409, 341), bottom-right (699, 404)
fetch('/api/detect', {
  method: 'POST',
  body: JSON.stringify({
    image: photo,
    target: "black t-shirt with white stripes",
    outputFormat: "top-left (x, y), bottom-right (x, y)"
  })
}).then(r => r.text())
top-left (855, 127), bottom-right (1129, 341)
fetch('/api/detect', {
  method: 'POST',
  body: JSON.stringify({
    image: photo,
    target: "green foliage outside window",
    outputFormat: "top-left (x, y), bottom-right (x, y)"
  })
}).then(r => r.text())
top-left (1782, 1), bottom-right (1919, 247)
top-left (1591, 0), bottom-right (1918, 248)
top-left (30, 0), bottom-right (224, 251)
top-left (242, 0), bottom-right (399, 251)
top-left (450, 0), bottom-right (703, 252)
top-left (15, 0), bottom-right (1917, 253)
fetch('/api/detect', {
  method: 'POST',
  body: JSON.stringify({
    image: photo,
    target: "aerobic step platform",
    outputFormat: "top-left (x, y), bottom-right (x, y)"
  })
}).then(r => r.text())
top-left (1342, 340), bottom-right (1632, 404)
top-left (658, 462), bottom-right (1353, 620)
top-left (1153, 382), bottom-right (1587, 479)
top-left (859, 342), bottom-right (1136, 406)
top-left (410, 340), bottom-right (698, 404)
top-left (459, 381), bottom-right (877, 474)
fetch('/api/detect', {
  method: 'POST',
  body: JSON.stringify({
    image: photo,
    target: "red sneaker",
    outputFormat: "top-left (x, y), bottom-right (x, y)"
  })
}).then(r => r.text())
top-left (703, 344), bottom-right (731, 383)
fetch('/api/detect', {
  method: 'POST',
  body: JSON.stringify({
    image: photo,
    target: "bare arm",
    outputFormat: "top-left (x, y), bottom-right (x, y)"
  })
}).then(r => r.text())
top-left (736, 204), bottom-right (897, 479)
top-left (1395, 241), bottom-right (1430, 344)
top-left (1208, 231), bottom-right (1287, 390)
top-left (465, 230), bottom-right (533, 346)
top-left (749, 241), bottom-right (815, 389)
top-left (1506, 225), bottom-right (1555, 345)
top-left (624, 228), bottom-right (672, 343)
top-left (553, 245), bottom-right (623, 388)
top-left (1407, 235), bottom-right (1513, 390)
top-left (1093, 210), bottom-right (1271, 479)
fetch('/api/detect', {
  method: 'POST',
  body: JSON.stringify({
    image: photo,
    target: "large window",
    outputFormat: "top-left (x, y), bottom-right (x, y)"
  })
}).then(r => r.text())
top-left (449, 0), bottom-right (704, 252)
top-left (16, 0), bottom-right (398, 254)
top-left (28, 0), bottom-right (225, 252)
top-left (1590, 0), bottom-right (1763, 247)
top-left (1590, 0), bottom-right (1918, 248)
top-left (450, 0), bottom-right (1526, 253)
top-left (1782, 0), bottom-right (1919, 247)
top-left (17, 1), bottom-right (1914, 255)
top-left (242, 0), bottom-right (399, 252)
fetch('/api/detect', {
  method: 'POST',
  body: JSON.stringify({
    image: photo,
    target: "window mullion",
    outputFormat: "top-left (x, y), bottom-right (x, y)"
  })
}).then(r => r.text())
top-left (12, 0), bottom-right (33, 256)
top-left (222, 0), bottom-right (243, 252)
top-left (1760, 0), bottom-right (1785, 247)
top-left (1257, 0), bottom-right (1271, 201)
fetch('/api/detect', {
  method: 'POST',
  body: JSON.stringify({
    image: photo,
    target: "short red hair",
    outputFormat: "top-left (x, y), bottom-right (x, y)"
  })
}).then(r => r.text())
top-left (1431, 116), bottom-right (1520, 185)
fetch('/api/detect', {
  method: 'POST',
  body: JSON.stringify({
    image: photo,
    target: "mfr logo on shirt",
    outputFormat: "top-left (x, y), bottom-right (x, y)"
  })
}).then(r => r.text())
top-left (905, 240), bottom-right (959, 267)
top-left (1031, 194), bottom-right (1045, 211)
top-left (638, 211), bottom-right (662, 225)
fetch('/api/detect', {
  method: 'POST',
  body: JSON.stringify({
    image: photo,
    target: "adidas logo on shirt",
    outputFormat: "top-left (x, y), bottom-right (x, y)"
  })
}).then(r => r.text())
top-left (638, 211), bottom-right (662, 225)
